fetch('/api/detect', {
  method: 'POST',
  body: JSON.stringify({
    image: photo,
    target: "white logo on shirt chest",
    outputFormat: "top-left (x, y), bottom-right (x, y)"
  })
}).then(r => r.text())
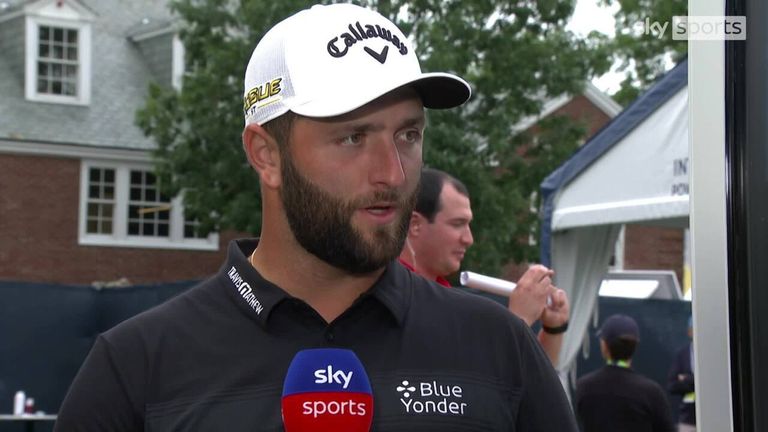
top-left (395, 379), bottom-right (468, 415)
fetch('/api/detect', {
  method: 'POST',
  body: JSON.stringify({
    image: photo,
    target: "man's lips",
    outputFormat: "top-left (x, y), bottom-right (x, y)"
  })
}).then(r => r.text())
top-left (359, 202), bottom-right (398, 223)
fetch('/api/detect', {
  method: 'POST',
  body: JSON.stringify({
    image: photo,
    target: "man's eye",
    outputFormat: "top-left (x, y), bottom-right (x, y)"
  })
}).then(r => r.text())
top-left (397, 129), bottom-right (422, 145)
top-left (339, 133), bottom-right (364, 146)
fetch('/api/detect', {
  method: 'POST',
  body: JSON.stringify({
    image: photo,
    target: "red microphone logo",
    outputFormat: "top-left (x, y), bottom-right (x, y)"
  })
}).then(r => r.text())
top-left (281, 348), bottom-right (373, 431)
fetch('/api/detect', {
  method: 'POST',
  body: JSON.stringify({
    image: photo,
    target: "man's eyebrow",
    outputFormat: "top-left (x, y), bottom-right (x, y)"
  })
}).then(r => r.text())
top-left (330, 114), bottom-right (427, 135)
top-left (400, 115), bottom-right (427, 129)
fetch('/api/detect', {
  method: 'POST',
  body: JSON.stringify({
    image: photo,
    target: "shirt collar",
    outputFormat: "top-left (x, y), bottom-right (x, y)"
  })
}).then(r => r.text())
top-left (397, 257), bottom-right (452, 287)
top-left (606, 359), bottom-right (632, 369)
top-left (216, 239), bottom-right (289, 328)
top-left (218, 239), bottom-right (411, 327)
top-left (365, 259), bottom-right (413, 326)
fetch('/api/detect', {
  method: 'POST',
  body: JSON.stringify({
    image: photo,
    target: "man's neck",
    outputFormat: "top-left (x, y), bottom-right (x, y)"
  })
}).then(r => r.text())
top-left (397, 250), bottom-right (440, 281)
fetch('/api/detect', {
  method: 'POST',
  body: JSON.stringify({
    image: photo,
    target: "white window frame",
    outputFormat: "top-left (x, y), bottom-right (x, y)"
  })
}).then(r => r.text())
top-left (24, 2), bottom-right (92, 105)
top-left (79, 160), bottom-right (219, 250)
top-left (172, 33), bottom-right (185, 90)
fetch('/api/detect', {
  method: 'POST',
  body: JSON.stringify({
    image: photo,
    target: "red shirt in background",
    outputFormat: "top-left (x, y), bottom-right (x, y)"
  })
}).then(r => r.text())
top-left (397, 258), bottom-right (451, 288)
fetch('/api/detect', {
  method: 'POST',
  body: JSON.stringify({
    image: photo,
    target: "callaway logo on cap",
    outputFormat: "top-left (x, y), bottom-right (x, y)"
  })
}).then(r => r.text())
top-left (243, 3), bottom-right (471, 126)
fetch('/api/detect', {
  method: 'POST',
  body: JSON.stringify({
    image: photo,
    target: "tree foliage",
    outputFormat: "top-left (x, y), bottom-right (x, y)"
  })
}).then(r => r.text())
top-left (137, 0), bottom-right (610, 276)
top-left (600, 0), bottom-right (687, 105)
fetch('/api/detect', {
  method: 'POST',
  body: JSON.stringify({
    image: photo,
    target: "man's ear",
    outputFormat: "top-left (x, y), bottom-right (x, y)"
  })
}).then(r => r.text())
top-left (409, 212), bottom-right (424, 237)
top-left (242, 123), bottom-right (281, 188)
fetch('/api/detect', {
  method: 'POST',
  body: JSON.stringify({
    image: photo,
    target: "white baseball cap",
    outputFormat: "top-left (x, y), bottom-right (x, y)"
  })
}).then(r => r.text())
top-left (243, 3), bottom-right (471, 126)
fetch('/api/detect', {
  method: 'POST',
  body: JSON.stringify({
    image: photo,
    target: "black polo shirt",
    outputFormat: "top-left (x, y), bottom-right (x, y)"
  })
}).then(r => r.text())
top-left (575, 365), bottom-right (676, 432)
top-left (56, 239), bottom-right (576, 431)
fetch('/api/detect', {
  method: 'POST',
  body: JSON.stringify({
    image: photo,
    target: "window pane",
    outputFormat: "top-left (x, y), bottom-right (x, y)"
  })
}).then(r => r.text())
top-left (87, 216), bottom-right (108, 235)
top-left (85, 169), bottom-right (115, 233)
top-left (130, 187), bottom-right (141, 201)
top-left (145, 176), bottom-right (157, 192)
top-left (130, 171), bottom-right (142, 185)
top-left (184, 219), bottom-right (205, 239)
top-left (103, 204), bottom-right (113, 221)
top-left (36, 26), bottom-right (79, 97)
top-left (128, 222), bottom-right (139, 235)
top-left (126, 170), bottom-right (173, 238)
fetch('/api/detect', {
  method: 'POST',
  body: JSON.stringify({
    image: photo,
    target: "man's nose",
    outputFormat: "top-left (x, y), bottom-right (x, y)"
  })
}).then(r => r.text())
top-left (461, 226), bottom-right (474, 246)
top-left (368, 137), bottom-right (406, 188)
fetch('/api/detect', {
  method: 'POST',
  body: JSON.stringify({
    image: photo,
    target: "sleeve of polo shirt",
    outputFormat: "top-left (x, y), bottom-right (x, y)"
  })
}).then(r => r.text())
top-left (514, 322), bottom-right (579, 432)
top-left (55, 335), bottom-right (144, 431)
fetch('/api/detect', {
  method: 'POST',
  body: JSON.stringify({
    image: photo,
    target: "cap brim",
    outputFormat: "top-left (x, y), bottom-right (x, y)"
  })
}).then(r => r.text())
top-left (410, 73), bottom-right (472, 110)
top-left (290, 72), bottom-right (471, 119)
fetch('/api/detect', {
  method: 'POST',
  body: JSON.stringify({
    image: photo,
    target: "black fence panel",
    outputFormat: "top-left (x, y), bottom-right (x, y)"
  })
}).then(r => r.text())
top-left (0, 280), bottom-right (196, 432)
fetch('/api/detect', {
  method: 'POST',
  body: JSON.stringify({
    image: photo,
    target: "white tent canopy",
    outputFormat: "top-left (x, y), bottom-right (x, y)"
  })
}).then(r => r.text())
top-left (553, 88), bottom-right (689, 230)
top-left (540, 60), bottom-right (689, 375)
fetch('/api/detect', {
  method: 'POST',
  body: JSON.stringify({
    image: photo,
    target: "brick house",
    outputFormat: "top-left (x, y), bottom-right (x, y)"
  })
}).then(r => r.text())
top-left (0, 0), bottom-right (242, 285)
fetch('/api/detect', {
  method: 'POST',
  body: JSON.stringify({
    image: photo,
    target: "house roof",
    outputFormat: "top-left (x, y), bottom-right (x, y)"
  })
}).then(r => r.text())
top-left (512, 81), bottom-right (623, 132)
top-left (0, 0), bottom-right (175, 150)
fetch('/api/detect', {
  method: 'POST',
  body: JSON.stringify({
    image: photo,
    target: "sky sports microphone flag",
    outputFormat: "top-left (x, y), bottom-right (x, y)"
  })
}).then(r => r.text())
top-left (282, 348), bottom-right (374, 431)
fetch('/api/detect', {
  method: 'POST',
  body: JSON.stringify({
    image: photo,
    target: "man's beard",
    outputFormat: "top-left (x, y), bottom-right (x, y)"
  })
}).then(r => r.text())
top-left (279, 153), bottom-right (417, 274)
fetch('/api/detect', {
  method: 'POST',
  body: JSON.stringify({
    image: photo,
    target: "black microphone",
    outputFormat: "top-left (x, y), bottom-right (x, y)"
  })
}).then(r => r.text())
top-left (281, 348), bottom-right (374, 431)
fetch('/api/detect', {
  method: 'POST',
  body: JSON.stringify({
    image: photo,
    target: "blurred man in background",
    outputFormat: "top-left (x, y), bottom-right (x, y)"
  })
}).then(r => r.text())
top-left (575, 314), bottom-right (675, 432)
top-left (668, 316), bottom-right (696, 431)
top-left (399, 168), bottom-right (570, 366)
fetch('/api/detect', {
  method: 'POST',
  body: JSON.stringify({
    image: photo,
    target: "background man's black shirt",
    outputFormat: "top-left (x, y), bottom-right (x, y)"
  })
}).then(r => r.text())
top-left (576, 365), bottom-right (675, 432)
